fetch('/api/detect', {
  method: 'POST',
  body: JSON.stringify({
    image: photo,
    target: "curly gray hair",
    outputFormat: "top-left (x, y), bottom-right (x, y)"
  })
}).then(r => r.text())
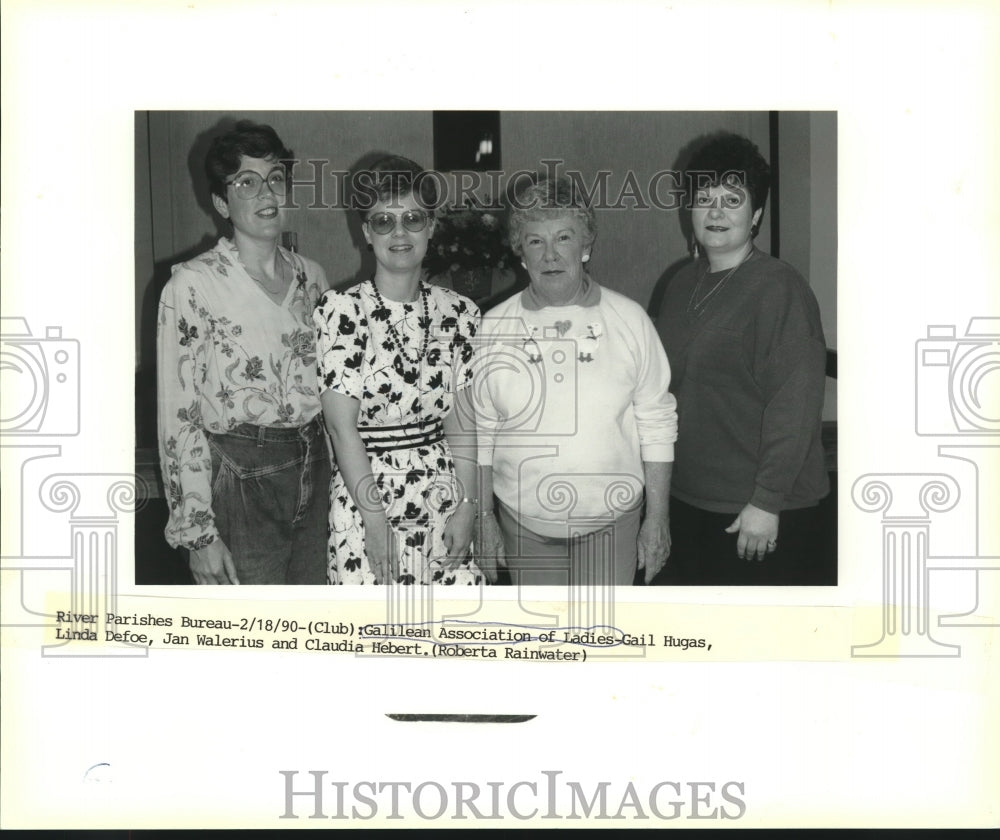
top-left (507, 174), bottom-right (597, 257)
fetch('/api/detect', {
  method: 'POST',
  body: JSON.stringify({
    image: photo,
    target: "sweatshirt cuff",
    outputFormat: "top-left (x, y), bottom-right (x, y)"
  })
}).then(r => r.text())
top-left (750, 484), bottom-right (785, 515)
top-left (640, 443), bottom-right (674, 462)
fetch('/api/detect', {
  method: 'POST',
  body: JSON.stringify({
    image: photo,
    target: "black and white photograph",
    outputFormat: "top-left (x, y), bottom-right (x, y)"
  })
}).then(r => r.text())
top-left (134, 111), bottom-right (838, 589)
top-left (2, 0), bottom-right (997, 831)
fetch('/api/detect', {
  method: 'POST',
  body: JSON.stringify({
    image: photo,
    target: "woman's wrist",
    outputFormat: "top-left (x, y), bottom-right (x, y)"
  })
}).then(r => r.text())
top-left (188, 533), bottom-right (217, 552)
top-left (452, 498), bottom-right (478, 521)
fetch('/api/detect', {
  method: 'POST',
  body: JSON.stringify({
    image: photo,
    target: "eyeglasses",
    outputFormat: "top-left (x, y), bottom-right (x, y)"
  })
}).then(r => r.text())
top-left (693, 189), bottom-right (748, 210)
top-left (365, 210), bottom-right (432, 235)
top-left (225, 168), bottom-right (288, 200)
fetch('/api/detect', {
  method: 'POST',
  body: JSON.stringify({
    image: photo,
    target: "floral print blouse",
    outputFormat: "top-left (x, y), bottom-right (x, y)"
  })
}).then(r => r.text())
top-left (156, 237), bottom-right (329, 550)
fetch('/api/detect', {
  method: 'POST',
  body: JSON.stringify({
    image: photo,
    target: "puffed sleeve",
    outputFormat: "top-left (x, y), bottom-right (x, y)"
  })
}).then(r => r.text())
top-left (295, 252), bottom-right (330, 309)
top-left (630, 308), bottom-right (678, 462)
top-left (313, 289), bottom-right (368, 402)
top-left (156, 270), bottom-right (218, 551)
top-left (451, 295), bottom-right (480, 392)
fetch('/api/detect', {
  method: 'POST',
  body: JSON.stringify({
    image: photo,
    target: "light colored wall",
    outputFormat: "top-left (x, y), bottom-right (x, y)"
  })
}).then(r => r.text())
top-left (810, 112), bottom-right (838, 350)
top-left (777, 113), bottom-right (812, 283)
top-left (777, 111), bottom-right (838, 420)
top-left (811, 113), bottom-right (838, 423)
top-left (777, 111), bottom-right (838, 346)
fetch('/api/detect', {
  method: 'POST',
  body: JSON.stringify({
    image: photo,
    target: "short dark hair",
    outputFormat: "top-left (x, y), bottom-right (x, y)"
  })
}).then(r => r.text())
top-left (507, 174), bottom-right (597, 258)
top-left (350, 155), bottom-right (439, 220)
top-left (686, 133), bottom-right (771, 214)
top-left (206, 121), bottom-right (293, 203)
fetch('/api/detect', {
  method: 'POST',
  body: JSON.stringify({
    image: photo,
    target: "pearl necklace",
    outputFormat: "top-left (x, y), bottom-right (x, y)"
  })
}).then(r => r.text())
top-left (370, 278), bottom-right (431, 365)
top-left (686, 248), bottom-right (754, 317)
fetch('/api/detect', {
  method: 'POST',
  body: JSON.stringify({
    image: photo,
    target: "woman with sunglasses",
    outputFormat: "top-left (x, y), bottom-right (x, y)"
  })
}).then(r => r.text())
top-left (313, 155), bottom-right (483, 585)
top-left (157, 121), bottom-right (330, 585)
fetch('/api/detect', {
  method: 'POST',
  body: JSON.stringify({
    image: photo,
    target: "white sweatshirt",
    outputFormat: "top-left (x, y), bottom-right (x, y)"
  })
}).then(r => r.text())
top-left (476, 280), bottom-right (677, 537)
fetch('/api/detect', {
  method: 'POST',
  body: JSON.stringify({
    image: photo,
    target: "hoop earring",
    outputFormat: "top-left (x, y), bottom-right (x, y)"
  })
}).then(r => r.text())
top-left (691, 240), bottom-right (700, 259)
top-left (367, 243), bottom-right (373, 252)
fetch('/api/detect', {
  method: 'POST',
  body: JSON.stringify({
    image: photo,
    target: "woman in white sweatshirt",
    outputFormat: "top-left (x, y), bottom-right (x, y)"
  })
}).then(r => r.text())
top-left (475, 174), bottom-right (678, 586)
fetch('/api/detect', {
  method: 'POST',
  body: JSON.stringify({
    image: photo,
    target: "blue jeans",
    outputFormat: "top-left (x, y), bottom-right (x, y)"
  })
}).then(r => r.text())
top-left (206, 415), bottom-right (330, 585)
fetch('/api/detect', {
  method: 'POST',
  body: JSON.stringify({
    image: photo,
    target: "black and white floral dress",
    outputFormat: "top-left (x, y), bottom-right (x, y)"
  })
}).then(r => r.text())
top-left (313, 281), bottom-right (483, 585)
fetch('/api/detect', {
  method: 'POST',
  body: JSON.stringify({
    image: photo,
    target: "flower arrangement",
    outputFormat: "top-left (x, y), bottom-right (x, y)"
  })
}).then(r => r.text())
top-left (423, 204), bottom-right (513, 277)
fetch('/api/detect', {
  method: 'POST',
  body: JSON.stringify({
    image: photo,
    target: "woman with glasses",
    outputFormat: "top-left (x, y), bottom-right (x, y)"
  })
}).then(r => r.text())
top-left (653, 133), bottom-right (829, 584)
top-left (313, 155), bottom-right (483, 585)
top-left (157, 121), bottom-right (330, 585)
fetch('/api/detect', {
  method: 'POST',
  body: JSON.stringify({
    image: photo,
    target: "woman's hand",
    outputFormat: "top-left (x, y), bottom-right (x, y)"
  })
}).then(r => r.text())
top-left (637, 517), bottom-right (671, 583)
top-left (475, 510), bottom-right (506, 584)
top-left (442, 504), bottom-right (476, 569)
top-left (725, 504), bottom-right (779, 561)
top-left (189, 538), bottom-right (240, 585)
top-left (364, 518), bottom-right (399, 584)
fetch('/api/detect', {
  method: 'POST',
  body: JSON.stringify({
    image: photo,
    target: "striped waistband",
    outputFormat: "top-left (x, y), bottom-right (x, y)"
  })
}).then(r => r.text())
top-left (357, 420), bottom-right (445, 454)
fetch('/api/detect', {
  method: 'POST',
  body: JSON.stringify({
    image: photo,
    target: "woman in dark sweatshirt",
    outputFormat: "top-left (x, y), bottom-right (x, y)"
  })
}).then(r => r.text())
top-left (654, 133), bottom-right (829, 585)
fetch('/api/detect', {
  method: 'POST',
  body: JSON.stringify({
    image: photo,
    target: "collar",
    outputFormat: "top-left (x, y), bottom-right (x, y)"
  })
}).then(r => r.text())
top-left (521, 273), bottom-right (602, 310)
top-left (219, 236), bottom-right (295, 270)
top-left (700, 245), bottom-right (762, 276)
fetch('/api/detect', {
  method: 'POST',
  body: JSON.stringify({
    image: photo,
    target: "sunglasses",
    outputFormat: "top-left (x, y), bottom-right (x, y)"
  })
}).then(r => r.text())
top-left (365, 210), bottom-right (432, 235)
